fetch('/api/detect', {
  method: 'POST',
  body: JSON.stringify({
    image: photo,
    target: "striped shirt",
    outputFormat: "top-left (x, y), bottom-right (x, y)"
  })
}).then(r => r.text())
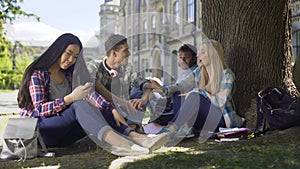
top-left (164, 67), bottom-right (243, 128)
top-left (20, 69), bottom-right (114, 118)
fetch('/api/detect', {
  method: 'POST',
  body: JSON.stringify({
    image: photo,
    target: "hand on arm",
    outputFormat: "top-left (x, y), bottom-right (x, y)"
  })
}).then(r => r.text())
top-left (129, 88), bottom-right (152, 110)
top-left (30, 71), bottom-right (76, 116)
top-left (129, 98), bottom-right (146, 110)
top-left (142, 82), bottom-right (163, 92)
top-left (178, 90), bottom-right (193, 99)
top-left (64, 82), bottom-right (93, 105)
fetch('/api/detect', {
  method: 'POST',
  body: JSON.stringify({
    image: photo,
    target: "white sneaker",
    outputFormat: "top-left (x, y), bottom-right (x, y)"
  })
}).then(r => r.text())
top-left (111, 144), bottom-right (149, 156)
top-left (139, 133), bottom-right (170, 151)
top-left (177, 125), bottom-right (195, 138)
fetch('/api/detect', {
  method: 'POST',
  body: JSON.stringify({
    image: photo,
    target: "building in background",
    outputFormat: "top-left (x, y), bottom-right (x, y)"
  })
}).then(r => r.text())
top-left (97, 0), bottom-right (202, 84)
top-left (96, 0), bottom-right (121, 58)
top-left (292, 0), bottom-right (300, 62)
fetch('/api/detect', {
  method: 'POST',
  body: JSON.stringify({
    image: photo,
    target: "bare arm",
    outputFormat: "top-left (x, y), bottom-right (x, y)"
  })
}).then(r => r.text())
top-left (94, 81), bottom-right (127, 106)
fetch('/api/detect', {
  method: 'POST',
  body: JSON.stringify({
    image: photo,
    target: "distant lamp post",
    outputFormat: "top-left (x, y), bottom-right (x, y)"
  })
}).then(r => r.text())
top-left (11, 41), bottom-right (20, 71)
top-left (10, 41), bottom-right (21, 89)
top-left (193, 0), bottom-right (197, 46)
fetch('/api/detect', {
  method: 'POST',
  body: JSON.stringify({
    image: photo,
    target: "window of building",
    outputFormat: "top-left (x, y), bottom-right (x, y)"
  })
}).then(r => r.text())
top-left (152, 15), bottom-right (156, 32)
top-left (161, 8), bottom-right (166, 24)
top-left (171, 50), bottom-right (178, 80)
top-left (187, 0), bottom-right (195, 23)
top-left (128, 28), bottom-right (132, 47)
top-left (127, 0), bottom-right (131, 15)
top-left (134, 24), bottom-right (138, 47)
top-left (293, 30), bottom-right (300, 61)
top-left (136, 0), bottom-right (140, 13)
top-left (141, 58), bottom-right (149, 76)
top-left (173, 1), bottom-right (180, 29)
top-left (143, 20), bottom-right (147, 43)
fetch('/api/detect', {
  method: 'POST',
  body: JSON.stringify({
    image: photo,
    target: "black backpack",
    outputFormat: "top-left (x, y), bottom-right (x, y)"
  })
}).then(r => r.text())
top-left (255, 87), bottom-right (300, 135)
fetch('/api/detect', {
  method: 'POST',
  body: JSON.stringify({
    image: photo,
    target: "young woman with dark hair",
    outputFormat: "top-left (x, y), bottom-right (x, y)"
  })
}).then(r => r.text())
top-left (17, 33), bottom-right (168, 156)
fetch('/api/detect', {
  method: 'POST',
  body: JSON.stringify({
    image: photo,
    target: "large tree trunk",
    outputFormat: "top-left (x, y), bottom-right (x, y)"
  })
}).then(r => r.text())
top-left (201, 0), bottom-right (297, 128)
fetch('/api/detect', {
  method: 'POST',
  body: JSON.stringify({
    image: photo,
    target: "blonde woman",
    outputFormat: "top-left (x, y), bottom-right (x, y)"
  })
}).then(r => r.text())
top-left (156, 39), bottom-right (244, 139)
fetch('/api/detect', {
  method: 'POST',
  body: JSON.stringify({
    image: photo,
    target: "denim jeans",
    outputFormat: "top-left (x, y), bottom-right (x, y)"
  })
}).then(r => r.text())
top-left (38, 101), bottom-right (113, 147)
top-left (171, 92), bottom-right (226, 132)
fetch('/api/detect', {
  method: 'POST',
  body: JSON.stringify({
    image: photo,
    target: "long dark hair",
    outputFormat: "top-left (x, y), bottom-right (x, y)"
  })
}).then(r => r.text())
top-left (17, 33), bottom-right (83, 109)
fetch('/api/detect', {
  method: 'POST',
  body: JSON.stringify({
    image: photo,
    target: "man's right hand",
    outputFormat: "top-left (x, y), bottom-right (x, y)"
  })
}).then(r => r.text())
top-left (143, 83), bottom-right (163, 93)
top-left (129, 98), bottom-right (146, 110)
top-left (112, 109), bottom-right (128, 127)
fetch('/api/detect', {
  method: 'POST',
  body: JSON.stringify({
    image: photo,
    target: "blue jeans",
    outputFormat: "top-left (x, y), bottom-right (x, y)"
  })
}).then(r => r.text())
top-left (172, 91), bottom-right (184, 120)
top-left (171, 92), bottom-right (226, 132)
top-left (38, 104), bottom-right (86, 147)
top-left (101, 108), bottom-right (134, 136)
top-left (38, 101), bottom-right (112, 147)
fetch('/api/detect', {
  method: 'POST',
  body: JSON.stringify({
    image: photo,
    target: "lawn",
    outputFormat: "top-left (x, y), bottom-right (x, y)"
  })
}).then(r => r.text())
top-left (1, 126), bottom-right (299, 169)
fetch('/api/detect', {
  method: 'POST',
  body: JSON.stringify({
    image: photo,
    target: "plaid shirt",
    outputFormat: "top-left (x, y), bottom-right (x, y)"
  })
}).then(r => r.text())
top-left (165, 67), bottom-right (243, 128)
top-left (20, 69), bottom-right (114, 118)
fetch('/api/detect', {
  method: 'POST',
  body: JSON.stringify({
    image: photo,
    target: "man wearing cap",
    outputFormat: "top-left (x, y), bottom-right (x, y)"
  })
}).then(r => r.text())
top-left (173, 43), bottom-right (198, 114)
top-left (146, 44), bottom-right (198, 135)
top-left (87, 34), bottom-right (152, 133)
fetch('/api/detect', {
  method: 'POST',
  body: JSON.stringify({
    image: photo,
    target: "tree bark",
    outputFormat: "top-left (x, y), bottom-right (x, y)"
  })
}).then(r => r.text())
top-left (201, 0), bottom-right (297, 127)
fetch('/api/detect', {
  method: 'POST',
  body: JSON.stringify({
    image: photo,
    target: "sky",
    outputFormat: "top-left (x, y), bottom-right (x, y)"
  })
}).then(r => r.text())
top-left (4, 0), bottom-right (119, 45)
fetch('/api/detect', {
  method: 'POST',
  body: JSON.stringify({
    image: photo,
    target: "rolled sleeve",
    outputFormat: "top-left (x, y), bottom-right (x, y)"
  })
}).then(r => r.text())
top-left (87, 91), bottom-right (115, 112)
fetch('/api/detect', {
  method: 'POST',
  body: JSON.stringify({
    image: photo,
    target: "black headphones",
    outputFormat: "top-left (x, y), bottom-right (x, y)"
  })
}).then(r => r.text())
top-left (102, 57), bottom-right (118, 77)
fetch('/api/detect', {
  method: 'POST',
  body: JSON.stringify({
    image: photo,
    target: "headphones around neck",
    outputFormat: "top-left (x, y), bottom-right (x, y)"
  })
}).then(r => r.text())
top-left (102, 57), bottom-right (118, 78)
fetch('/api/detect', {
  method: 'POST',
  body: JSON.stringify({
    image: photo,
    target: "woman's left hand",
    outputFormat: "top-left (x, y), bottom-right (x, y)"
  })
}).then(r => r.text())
top-left (179, 91), bottom-right (193, 99)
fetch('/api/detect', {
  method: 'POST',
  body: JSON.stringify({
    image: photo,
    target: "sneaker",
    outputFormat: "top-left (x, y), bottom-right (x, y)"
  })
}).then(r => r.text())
top-left (138, 133), bottom-right (170, 151)
top-left (165, 127), bottom-right (195, 146)
top-left (157, 126), bottom-right (170, 134)
top-left (111, 144), bottom-right (149, 156)
top-left (177, 125), bottom-right (195, 138)
top-left (167, 125), bottom-right (198, 139)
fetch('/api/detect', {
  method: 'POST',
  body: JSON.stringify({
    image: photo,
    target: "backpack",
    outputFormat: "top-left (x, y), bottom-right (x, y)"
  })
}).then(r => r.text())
top-left (0, 118), bottom-right (54, 161)
top-left (255, 87), bottom-right (300, 135)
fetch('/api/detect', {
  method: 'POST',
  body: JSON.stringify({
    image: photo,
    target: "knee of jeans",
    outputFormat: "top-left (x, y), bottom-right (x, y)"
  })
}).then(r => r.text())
top-left (188, 92), bottom-right (210, 102)
top-left (186, 92), bottom-right (200, 99)
top-left (66, 103), bottom-right (76, 112)
top-left (72, 100), bottom-right (88, 110)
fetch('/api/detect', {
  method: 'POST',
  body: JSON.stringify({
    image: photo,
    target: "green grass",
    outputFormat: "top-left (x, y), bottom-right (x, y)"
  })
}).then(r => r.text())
top-left (1, 136), bottom-right (299, 169)
top-left (0, 89), bottom-right (18, 92)
top-left (123, 143), bottom-right (300, 169)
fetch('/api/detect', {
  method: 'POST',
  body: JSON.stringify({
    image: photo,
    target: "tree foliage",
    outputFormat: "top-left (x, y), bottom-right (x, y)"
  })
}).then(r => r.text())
top-left (0, 0), bottom-right (38, 89)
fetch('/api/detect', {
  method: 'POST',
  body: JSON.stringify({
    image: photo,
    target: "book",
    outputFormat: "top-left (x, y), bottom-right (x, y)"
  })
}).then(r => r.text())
top-left (215, 127), bottom-right (250, 138)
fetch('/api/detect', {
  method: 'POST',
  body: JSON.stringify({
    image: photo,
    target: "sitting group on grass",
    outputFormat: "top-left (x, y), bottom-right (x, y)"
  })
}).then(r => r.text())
top-left (16, 33), bottom-right (244, 156)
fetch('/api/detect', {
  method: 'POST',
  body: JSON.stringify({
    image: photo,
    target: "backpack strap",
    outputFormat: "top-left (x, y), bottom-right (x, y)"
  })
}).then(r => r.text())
top-left (37, 128), bottom-right (55, 157)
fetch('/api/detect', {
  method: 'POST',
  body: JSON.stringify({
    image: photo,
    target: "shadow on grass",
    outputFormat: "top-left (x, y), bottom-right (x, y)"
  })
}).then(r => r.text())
top-left (1, 127), bottom-right (300, 169)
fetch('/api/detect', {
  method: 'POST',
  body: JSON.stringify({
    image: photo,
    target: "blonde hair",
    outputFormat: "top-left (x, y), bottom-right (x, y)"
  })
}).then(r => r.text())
top-left (199, 39), bottom-right (228, 95)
